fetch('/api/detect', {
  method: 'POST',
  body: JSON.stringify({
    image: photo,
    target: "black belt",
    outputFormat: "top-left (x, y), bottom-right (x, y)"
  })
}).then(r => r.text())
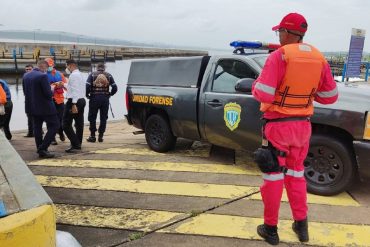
top-left (263, 117), bottom-right (310, 123)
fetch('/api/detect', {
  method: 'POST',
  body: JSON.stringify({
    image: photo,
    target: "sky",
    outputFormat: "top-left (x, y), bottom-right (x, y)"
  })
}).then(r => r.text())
top-left (1, 0), bottom-right (369, 52)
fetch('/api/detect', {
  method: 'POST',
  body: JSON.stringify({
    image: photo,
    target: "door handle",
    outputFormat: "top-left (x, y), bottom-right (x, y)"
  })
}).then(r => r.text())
top-left (207, 100), bottom-right (223, 107)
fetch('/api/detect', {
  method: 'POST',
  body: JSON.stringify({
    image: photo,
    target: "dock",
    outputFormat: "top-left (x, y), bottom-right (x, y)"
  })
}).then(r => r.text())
top-left (0, 41), bottom-right (208, 74)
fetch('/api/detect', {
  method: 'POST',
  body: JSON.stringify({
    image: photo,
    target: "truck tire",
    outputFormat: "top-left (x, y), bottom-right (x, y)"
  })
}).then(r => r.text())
top-left (145, 114), bottom-right (177, 153)
top-left (304, 134), bottom-right (356, 196)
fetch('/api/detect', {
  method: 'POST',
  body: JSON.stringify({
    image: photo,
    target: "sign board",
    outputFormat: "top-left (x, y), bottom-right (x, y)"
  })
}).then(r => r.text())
top-left (346, 28), bottom-right (366, 77)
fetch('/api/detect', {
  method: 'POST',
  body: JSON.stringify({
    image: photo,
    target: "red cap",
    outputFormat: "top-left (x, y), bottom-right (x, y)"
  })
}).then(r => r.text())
top-left (272, 13), bottom-right (308, 33)
top-left (45, 58), bottom-right (55, 67)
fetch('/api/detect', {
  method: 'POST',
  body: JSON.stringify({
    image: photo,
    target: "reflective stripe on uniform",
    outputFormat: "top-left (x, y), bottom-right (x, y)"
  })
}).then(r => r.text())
top-left (285, 169), bottom-right (304, 178)
top-left (254, 82), bottom-right (276, 95)
top-left (316, 88), bottom-right (338, 98)
top-left (263, 169), bottom-right (304, 181)
top-left (262, 173), bottom-right (284, 181)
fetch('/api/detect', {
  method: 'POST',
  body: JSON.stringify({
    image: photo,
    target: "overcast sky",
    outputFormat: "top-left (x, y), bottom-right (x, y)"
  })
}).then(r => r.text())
top-left (1, 0), bottom-right (369, 52)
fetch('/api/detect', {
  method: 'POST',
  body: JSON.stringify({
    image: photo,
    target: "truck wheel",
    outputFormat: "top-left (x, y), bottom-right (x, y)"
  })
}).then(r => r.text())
top-left (145, 114), bottom-right (177, 153)
top-left (304, 134), bottom-right (356, 196)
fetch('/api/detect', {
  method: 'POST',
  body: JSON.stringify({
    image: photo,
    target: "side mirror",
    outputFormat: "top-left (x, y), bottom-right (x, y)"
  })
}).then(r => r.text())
top-left (235, 78), bottom-right (254, 93)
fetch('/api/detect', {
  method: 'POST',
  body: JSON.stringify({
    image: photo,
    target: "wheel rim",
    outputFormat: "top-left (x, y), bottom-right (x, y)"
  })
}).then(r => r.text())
top-left (148, 119), bottom-right (165, 146)
top-left (304, 145), bottom-right (344, 187)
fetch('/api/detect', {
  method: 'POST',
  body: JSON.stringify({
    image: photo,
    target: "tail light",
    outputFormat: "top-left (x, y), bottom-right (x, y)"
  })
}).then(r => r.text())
top-left (125, 91), bottom-right (130, 112)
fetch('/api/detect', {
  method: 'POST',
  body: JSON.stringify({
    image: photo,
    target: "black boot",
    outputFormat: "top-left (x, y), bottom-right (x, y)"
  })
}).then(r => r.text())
top-left (257, 224), bottom-right (279, 245)
top-left (59, 132), bottom-right (65, 142)
top-left (4, 128), bottom-right (12, 140)
top-left (24, 132), bottom-right (34, 138)
top-left (98, 133), bottom-right (104, 143)
top-left (38, 150), bottom-right (55, 159)
top-left (86, 133), bottom-right (96, 143)
top-left (292, 218), bottom-right (309, 242)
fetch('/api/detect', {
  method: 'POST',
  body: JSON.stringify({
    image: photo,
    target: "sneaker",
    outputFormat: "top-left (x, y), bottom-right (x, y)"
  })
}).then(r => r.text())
top-left (292, 218), bottom-right (309, 242)
top-left (257, 224), bottom-right (279, 245)
top-left (86, 136), bottom-right (96, 143)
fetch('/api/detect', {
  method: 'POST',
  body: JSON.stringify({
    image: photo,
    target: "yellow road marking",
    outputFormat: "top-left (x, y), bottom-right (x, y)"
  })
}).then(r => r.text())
top-left (30, 159), bottom-right (260, 176)
top-left (36, 175), bottom-right (258, 199)
top-left (250, 191), bottom-right (360, 207)
top-left (55, 204), bottom-right (185, 232)
top-left (159, 214), bottom-right (370, 247)
top-left (36, 175), bottom-right (359, 206)
top-left (92, 147), bottom-right (210, 157)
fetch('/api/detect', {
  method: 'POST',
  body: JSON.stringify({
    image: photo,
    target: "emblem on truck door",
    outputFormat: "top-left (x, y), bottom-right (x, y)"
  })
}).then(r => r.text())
top-left (224, 102), bottom-right (241, 131)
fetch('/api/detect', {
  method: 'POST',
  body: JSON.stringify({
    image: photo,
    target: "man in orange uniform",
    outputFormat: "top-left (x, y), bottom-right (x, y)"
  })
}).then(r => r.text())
top-left (252, 13), bottom-right (338, 245)
top-left (45, 58), bottom-right (67, 144)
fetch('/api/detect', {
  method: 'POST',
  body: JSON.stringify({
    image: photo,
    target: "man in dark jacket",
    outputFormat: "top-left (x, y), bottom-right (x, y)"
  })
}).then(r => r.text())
top-left (0, 79), bottom-right (13, 140)
top-left (23, 60), bottom-right (60, 158)
top-left (86, 63), bottom-right (117, 142)
top-left (23, 64), bottom-right (34, 137)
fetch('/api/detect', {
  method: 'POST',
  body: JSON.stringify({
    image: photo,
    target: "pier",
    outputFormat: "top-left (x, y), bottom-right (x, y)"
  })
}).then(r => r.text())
top-left (0, 41), bottom-right (208, 74)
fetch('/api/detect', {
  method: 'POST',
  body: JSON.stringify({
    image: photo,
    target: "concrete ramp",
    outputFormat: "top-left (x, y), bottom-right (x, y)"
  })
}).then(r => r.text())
top-left (0, 132), bottom-right (55, 247)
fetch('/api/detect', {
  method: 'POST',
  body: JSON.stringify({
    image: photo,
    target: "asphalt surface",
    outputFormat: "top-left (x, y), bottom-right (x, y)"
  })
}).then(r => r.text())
top-left (8, 119), bottom-right (370, 247)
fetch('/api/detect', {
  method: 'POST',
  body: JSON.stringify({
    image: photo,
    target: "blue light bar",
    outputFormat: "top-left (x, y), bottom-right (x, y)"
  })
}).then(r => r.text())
top-left (230, 40), bottom-right (281, 51)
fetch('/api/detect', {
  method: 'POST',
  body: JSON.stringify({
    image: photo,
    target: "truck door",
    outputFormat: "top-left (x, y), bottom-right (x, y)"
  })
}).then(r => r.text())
top-left (202, 58), bottom-right (262, 151)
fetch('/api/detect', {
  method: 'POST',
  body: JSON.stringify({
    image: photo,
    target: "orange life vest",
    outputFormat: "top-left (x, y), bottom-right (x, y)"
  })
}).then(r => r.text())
top-left (261, 43), bottom-right (326, 116)
top-left (0, 84), bottom-right (7, 105)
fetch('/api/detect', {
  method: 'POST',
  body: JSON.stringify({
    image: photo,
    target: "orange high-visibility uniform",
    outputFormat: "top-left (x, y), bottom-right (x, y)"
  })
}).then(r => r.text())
top-left (252, 43), bottom-right (338, 226)
top-left (261, 43), bottom-right (326, 116)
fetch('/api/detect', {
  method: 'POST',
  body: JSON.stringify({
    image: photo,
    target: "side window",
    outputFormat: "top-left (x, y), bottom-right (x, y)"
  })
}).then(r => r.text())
top-left (212, 59), bottom-right (256, 93)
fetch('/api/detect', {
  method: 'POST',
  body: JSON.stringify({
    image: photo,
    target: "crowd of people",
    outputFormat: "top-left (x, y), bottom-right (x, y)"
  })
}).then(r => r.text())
top-left (0, 58), bottom-right (117, 158)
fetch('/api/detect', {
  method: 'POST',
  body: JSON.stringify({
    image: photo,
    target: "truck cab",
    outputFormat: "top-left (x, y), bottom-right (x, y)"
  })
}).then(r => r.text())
top-left (125, 42), bottom-right (370, 196)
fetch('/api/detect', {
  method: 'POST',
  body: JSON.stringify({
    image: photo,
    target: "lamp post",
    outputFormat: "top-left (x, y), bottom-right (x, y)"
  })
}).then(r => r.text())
top-left (33, 29), bottom-right (41, 46)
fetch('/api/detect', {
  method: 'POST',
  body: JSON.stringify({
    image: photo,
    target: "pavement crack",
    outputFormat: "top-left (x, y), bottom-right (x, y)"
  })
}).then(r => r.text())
top-left (109, 189), bottom-right (261, 247)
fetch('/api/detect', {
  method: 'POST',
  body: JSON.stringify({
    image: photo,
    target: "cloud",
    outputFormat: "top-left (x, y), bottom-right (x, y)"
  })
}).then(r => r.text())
top-left (0, 0), bottom-right (369, 51)
top-left (79, 0), bottom-right (122, 11)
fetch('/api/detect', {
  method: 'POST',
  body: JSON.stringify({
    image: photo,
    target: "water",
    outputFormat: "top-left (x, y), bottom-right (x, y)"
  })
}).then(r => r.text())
top-left (5, 50), bottom-right (230, 131)
top-left (5, 60), bottom-right (131, 131)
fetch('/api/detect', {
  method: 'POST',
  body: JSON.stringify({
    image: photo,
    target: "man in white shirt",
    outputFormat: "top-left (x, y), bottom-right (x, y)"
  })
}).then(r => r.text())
top-left (63, 59), bottom-right (86, 153)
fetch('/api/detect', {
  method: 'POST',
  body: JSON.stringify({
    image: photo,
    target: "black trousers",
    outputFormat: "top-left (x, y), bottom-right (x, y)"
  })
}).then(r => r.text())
top-left (27, 113), bottom-right (34, 134)
top-left (33, 114), bottom-right (59, 152)
top-left (0, 101), bottom-right (13, 139)
top-left (63, 98), bottom-right (86, 147)
top-left (54, 101), bottom-right (65, 136)
top-left (25, 101), bottom-right (33, 134)
top-left (88, 96), bottom-right (109, 135)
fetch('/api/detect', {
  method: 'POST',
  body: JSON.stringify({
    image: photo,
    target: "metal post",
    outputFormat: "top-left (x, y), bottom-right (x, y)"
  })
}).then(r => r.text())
top-left (13, 49), bottom-right (18, 73)
top-left (342, 63), bottom-right (347, 82)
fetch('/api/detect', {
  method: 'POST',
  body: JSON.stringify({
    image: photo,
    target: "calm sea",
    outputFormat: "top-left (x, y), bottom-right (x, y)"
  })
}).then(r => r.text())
top-left (4, 49), bottom-right (230, 131)
top-left (5, 60), bottom-right (131, 131)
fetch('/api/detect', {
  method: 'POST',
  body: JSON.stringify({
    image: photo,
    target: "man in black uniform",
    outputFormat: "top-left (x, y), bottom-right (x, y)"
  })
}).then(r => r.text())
top-left (86, 63), bottom-right (117, 142)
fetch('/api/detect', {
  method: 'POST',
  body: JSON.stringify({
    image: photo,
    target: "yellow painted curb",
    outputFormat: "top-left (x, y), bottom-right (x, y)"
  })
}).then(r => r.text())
top-left (0, 204), bottom-right (56, 247)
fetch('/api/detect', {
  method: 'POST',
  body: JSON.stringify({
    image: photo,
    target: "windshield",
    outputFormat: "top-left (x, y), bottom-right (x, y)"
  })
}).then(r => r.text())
top-left (253, 55), bottom-right (268, 68)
